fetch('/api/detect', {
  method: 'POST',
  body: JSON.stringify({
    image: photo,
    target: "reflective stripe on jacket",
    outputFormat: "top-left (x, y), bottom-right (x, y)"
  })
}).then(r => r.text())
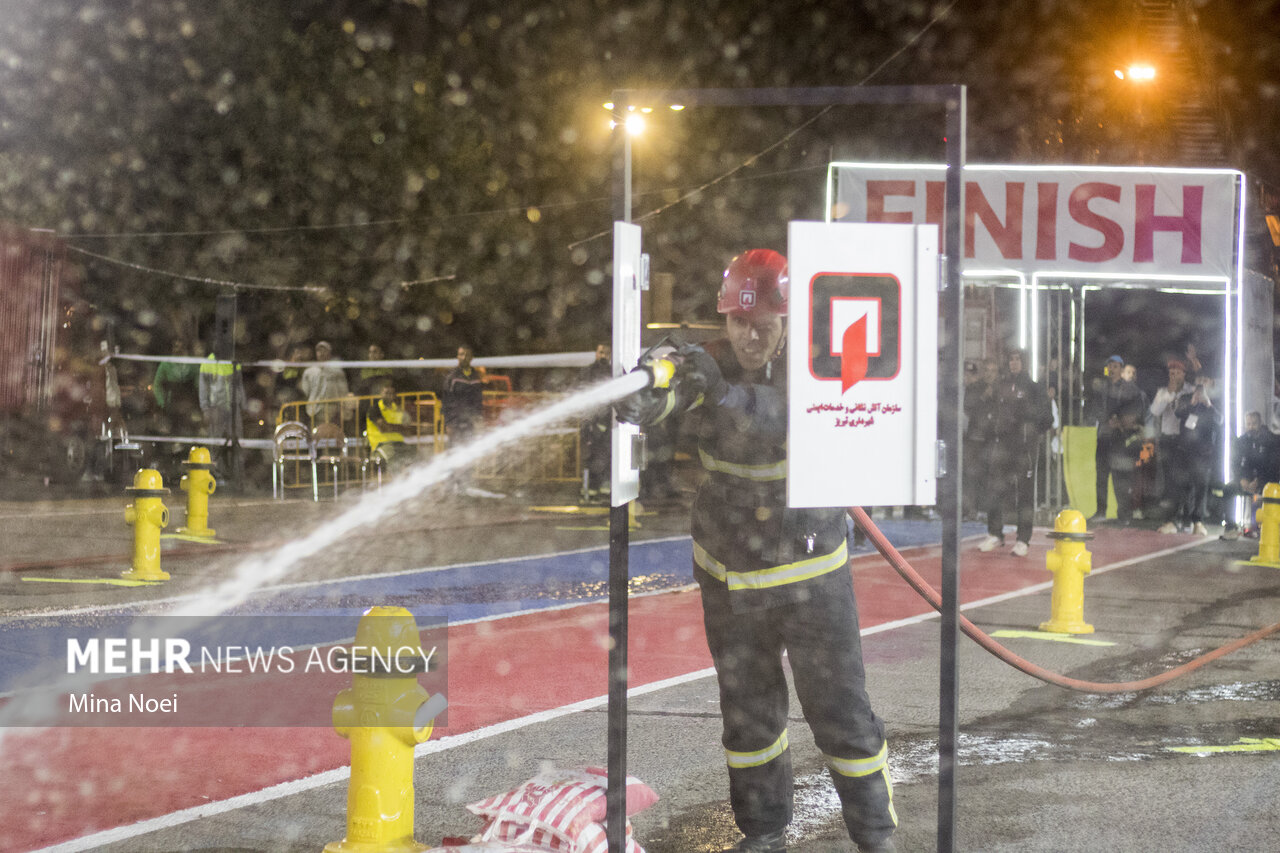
top-left (686, 338), bottom-right (848, 611)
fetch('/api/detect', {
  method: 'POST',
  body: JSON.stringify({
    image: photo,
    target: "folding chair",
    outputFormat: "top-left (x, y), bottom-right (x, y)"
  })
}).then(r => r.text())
top-left (273, 421), bottom-right (317, 501)
top-left (312, 422), bottom-right (352, 499)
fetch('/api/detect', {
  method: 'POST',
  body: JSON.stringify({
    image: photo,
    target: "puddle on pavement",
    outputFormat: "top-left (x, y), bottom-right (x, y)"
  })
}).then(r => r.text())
top-left (650, 677), bottom-right (1280, 847)
top-left (883, 678), bottom-right (1280, 784)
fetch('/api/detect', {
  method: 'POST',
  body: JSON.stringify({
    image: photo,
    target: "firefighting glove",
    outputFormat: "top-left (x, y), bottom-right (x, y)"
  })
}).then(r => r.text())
top-left (674, 345), bottom-right (728, 407)
top-left (614, 383), bottom-right (671, 425)
top-left (615, 353), bottom-right (679, 425)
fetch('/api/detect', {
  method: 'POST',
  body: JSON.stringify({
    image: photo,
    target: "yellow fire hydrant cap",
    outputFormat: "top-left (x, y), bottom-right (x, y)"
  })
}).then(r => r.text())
top-left (1047, 508), bottom-right (1093, 541)
top-left (352, 606), bottom-right (428, 675)
top-left (182, 446), bottom-right (214, 469)
top-left (125, 468), bottom-right (170, 496)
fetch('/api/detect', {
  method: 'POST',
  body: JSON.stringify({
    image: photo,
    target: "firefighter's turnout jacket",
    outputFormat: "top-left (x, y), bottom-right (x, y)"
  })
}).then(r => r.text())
top-left (679, 339), bottom-right (849, 612)
top-left (636, 338), bottom-right (897, 848)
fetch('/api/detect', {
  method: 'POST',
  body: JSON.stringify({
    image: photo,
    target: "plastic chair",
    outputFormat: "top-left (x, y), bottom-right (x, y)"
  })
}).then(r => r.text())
top-left (273, 421), bottom-right (317, 501)
top-left (312, 422), bottom-right (352, 499)
top-left (361, 442), bottom-right (390, 491)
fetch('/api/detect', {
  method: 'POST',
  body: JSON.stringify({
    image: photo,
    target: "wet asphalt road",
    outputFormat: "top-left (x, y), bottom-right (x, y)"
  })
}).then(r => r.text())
top-left (3, 484), bottom-right (1279, 852)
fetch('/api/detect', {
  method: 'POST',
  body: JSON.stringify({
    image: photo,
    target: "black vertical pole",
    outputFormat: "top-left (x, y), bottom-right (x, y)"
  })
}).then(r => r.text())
top-left (214, 292), bottom-right (242, 492)
top-left (606, 93), bottom-right (631, 853)
top-left (937, 89), bottom-right (966, 853)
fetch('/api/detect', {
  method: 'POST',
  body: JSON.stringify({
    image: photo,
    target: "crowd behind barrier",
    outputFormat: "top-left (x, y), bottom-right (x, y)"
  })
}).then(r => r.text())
top-left (96, 342), bottom-right (1280, 527)
top-left (95, 347), bottom-right (598, 496)
top-left (269, 386), bottom-right (584, 496)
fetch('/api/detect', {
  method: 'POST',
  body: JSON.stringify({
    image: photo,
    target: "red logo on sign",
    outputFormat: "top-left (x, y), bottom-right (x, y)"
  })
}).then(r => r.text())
top-left (841, 316), bottom-right (869, 392)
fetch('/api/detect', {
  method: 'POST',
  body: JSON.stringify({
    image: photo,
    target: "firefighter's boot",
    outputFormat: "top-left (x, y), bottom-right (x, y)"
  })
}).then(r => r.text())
top-left (724, 829), bottom-right (787, 852)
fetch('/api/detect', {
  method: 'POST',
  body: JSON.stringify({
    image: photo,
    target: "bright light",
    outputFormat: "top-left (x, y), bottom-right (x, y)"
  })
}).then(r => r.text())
top-left (607, 114), bottom-right (646, 135)
top-left (1114, 69), bottom-right (1125, 80)
top-left (1125, 63), bottom-right (1156, 82)
top-left (670, 104), bottom-right (685, 111)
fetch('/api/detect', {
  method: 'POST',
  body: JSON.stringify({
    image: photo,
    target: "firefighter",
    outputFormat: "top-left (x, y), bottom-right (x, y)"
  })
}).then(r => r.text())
top-left (617, 249), bottom-right (897, 853)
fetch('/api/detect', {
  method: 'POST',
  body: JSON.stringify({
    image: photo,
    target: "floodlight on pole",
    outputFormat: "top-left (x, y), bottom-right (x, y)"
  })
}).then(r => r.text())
top-left (604, 102), bottom-right (648, 135)
top-left (1116, 63), bottom-right (1157, 82)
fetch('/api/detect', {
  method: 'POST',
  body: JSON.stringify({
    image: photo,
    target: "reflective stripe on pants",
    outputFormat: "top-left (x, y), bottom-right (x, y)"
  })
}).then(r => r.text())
top-left (700, 566), bottom-right (897, 847)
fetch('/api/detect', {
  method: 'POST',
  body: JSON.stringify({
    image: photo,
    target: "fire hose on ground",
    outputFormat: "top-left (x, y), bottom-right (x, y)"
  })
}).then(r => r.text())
top-left (848, 506), bottom-right (1280, 694)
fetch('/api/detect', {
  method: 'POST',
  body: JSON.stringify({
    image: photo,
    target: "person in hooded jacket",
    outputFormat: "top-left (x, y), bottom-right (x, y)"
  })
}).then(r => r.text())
top-left (976, 349), bottom-right (1053, 556)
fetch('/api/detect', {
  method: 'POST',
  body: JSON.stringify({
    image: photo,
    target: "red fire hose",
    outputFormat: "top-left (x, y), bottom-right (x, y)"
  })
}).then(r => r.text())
top-left (849, 507), bottom-right (1280, 694)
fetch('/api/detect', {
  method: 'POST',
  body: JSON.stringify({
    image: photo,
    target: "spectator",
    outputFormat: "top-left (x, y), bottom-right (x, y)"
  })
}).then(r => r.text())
top-left (274, 343), bottom-right (311, 414)
top-left (963, 358), bottom-right (1000, 521)
top-left (300, 341), bottom-right (349, 425)
top-left (1161, 377), bottom-right (1221, 536)
top-left (1091, 355), bottom-right (1144, 521)
top-left (580, 343), bottom-right (613, 502)
top-left (199, 351), bottom-right (246, 443)
top-left (1149, 359), bottom-right (1192, 526)
top-left (356, 343), bottom-right (395, 397)
top-left (365, 378), bottom-right (419, 471)
top-left (1121, 363), bottom-right (1149, 421)
top-left (1183, 341), bottom-right (1204, 383)
top-left (1220, 411), bottom-right (1279, 539)
top-left (442, 344), bottom-right (486, 444)
top-left (152, 339), bottom-right (201, 435)
top-left (1108, 409), bottom-right (1145, 524)
top-left (977, 349), bottom-right (1053, 556)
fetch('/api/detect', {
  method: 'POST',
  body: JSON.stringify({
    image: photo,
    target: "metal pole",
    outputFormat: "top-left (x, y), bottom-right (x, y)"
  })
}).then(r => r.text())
top-left (214, 292), bottom-right (242, 492)
top-left (937, 89), bottom-right (966, 853)
top-left (606, 94), bottom-right (632, 853)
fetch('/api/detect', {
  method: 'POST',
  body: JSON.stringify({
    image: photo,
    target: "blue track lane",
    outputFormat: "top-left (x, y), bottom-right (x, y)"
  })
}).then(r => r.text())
top-left (1, 520), bottom-right (979, 695)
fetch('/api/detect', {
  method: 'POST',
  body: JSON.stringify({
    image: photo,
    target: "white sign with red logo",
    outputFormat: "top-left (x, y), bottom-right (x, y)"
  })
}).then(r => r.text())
top-left (787, 221), bottom-right (938, 508)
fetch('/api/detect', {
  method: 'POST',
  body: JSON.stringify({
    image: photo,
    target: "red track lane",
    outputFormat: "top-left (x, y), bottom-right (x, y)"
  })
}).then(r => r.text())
top-left (0, 527), bottom-right (1189, 851)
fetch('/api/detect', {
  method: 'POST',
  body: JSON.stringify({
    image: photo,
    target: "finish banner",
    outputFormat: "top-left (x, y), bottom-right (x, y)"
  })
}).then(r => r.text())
top-left (831, 163), bottom-right (1242, 281)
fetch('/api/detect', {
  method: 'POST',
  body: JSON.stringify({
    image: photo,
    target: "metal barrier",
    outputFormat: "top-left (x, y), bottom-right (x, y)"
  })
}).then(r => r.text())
top-left (274, 389), bottom-right (583, 492)
top-left (473, 390), bottom-right (582, 485)
top-left (275, 392), bottom-right (442, 494)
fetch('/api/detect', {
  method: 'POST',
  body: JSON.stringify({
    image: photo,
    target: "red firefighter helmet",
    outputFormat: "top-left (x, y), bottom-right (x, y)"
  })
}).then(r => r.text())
top-left (716, 249), bottom-right (788, 316)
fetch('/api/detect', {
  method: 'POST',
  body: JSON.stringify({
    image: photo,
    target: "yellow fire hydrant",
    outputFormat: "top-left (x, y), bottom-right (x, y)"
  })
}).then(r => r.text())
top-left (122, 468), bottom-right (170, 581)
top-left (1247, 482), bottom-right (1280, 568)
top-left (325, 606), bottom-right (446, 853)
top-left (177, 446), bottom-right (217, 539)
top-left (1040, 508), bottom-right (1094, 634)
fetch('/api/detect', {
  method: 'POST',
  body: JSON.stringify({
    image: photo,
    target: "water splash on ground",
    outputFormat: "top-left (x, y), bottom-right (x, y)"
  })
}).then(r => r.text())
top-left (169, 370), bottom-right (649, 618)
top-left (0, 371), bottom-right (651, 730)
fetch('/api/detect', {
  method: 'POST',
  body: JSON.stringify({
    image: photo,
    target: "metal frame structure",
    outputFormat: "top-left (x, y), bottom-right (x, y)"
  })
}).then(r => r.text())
top-left (609, 85), bottom-right (967, 853)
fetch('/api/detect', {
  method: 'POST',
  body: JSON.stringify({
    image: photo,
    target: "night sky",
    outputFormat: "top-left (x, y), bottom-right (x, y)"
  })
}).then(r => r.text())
top-left (0, 0), bottom-right (1275, 362)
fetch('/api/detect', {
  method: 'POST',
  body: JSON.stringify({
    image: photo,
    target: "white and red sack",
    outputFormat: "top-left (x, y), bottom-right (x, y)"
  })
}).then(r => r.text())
top-left (425, 843), bottom-right (548, 853)
top-left (460, 766), bottom-right (658, 853)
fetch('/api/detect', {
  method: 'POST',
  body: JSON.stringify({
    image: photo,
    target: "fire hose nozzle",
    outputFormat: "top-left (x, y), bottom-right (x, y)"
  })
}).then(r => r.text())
top-left (644, 355), bottom-right (679, 389)
top-left (634, 340), bottom-right (687, 389)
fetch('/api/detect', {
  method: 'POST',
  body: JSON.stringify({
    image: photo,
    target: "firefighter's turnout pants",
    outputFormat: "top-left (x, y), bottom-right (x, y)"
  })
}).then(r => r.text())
top-left (699, 567), bottom-right (897, 847)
